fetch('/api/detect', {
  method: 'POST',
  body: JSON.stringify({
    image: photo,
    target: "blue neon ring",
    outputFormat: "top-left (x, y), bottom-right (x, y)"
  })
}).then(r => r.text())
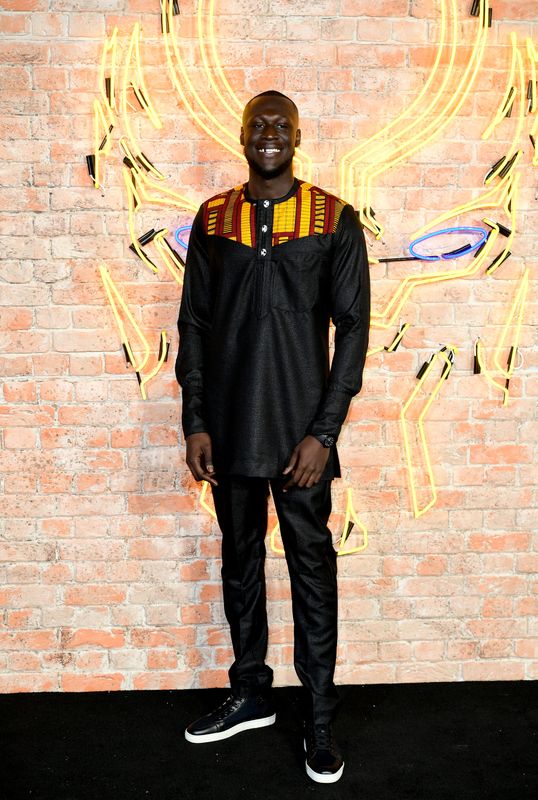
top-left (408, 226), bottom-right (488, 261)
top-left (174, 225), bottom-right (192, 249)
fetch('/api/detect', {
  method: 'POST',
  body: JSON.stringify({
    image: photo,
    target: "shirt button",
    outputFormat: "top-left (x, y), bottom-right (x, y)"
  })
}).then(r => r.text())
top-left (263, 200), bottom-right (270, 208)
top-left (260, 248), bottom-right (267, 256)
top-left (261, 224), bottom-right (268, 233)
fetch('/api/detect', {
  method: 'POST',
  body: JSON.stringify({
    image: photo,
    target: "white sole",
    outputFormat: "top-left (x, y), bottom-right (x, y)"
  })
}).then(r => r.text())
top-left (185, 713), bottom-right (276, 744)
top-left (305, 760), bottom-right (345, 784)
top-left (304, 738), bottom-right (344, 783)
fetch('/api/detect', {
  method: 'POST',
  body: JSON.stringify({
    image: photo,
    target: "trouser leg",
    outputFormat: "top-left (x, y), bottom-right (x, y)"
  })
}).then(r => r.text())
top-left (211, 475), bottom-right (273, 697)
top-left (271, 478), bottom-right (339, 724)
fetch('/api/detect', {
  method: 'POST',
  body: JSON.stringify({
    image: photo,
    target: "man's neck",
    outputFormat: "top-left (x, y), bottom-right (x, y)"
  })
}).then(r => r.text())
top-left (246, 171), bottom-right (295, 200)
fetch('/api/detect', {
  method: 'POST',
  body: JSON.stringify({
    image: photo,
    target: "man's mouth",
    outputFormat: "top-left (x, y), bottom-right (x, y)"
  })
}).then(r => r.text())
top-left (257, 148), bottom-right (281, 154)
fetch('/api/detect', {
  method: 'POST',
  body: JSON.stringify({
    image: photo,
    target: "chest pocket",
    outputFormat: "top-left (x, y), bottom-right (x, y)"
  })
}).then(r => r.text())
top-left (272, 253), bottom-right (326, 312)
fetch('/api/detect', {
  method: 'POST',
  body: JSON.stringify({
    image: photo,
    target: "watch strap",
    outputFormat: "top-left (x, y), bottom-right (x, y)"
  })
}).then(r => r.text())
top-left (313, 433), bottom-right (335, 448)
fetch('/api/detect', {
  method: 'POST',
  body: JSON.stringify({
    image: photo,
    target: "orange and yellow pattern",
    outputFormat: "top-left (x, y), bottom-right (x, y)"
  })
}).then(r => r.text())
top-left (202, 181), bottom-right (346, 248)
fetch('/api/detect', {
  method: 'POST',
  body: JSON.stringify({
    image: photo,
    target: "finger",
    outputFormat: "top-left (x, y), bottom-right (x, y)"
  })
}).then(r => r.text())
top-left (187, 457), bottom-right (205, 482)
top-left (297, 468), bottom-right (316, 488)
top-left (202, 443), bottom-right (215, 474)
top-left (283, 470), bottom-right (298, 491)
top-left (293, 469), bottom-right (307, 487)
top-left (199, 446), bottom-right (217, 485)
top-left (189, 446), bottom-right (212, 481)
top-left (204, 456), bottom-right (215, 474)
top-left (305, 471), bottom-right (321, 488)
top-left (282, 449), bottom-right (299, 475)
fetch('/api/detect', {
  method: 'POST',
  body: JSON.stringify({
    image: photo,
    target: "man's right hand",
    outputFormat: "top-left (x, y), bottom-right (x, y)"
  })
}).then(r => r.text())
top-left (185, 432), bottom-right (218, 486)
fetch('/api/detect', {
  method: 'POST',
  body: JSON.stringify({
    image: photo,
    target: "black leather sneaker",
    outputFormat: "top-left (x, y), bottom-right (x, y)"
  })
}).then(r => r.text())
top-left (185, 694), bottom-right (276, 743)
top-left (304, 722), bottom-right (344, 783)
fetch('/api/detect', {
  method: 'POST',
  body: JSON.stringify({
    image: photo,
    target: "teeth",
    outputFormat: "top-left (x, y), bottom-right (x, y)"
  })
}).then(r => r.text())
top-left (259, 148), bottom-right (280, 153)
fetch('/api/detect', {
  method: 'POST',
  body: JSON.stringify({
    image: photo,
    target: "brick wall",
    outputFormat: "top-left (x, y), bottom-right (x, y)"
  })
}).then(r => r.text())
top-left (0, 0), bottom-right (536, 692)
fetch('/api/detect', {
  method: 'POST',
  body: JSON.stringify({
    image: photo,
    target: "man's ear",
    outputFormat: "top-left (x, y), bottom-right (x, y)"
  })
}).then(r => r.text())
top-left (295, 128), bottom-right (301, 147)
top-left (240, 126), bottom-right (245, 146)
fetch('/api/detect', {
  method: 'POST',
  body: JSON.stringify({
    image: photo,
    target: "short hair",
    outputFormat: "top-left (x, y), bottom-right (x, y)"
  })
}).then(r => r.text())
top-left (243, 90), bottom-right (299, 120)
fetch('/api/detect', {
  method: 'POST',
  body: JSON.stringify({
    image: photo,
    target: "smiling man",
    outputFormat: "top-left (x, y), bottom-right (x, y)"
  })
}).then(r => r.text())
top-left (175, 91), bottom-right (370, 783)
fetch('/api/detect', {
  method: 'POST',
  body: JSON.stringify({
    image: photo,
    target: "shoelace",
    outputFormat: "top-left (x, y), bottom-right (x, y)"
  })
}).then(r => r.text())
top-left (215, 695), bottom-right (244, 721)
top-left (306, 724), bottom-right (334, 752)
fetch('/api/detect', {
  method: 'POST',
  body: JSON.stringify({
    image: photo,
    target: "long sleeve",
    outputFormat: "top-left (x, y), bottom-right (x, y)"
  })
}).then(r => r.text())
top-left (175, 207), bottom-right (212, 437)
top-left (308, 203), bottom-right (370, 441)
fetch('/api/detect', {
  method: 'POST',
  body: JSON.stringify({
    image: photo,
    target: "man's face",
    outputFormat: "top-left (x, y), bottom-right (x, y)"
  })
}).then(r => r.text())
top-left (240, 96), bottom-right (301, 181)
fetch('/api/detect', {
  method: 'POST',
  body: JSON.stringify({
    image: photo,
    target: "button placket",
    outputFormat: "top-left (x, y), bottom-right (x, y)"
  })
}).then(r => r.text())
top-left (253, 200), bottom-right (273, 318)
top-left (256, 198), bottom-right (273, 261)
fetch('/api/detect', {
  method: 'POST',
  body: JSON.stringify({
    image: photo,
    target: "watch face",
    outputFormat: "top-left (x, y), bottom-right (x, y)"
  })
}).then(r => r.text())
top-left (324, 435), bottom-right (335, 448)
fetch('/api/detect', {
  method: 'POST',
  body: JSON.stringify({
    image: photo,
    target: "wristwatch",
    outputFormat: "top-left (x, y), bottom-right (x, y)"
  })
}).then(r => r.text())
top-left (313, 434), bottom-right (335, 448)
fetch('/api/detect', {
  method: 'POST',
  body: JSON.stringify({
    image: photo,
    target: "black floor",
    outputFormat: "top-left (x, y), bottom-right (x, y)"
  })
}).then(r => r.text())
top-left (1, 681), bottom-right (537, 799)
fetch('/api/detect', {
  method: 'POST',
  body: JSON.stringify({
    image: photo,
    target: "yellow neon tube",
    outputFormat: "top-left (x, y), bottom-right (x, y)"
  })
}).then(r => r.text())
top-left (482, 32), bottom-right (518, 140)
top-left (370, 226), bottom-right (498, 330)
top-left (386, 322), bottom-right (410, 351)
top-left (123, 167), bottom-right (160, 274)
top-left (92, 98), bottom-right (113, 190)
top-left (200, 480), bottom-right (217, 520)
top-left (197, 0), bottom-right (241, 123)
top-left (121, 25), bottom-right (165, 180)
top-left (139, 330), bottom-right (169, 399)
top-left (130, 22), bottom-right (162, 129)
top-left (137, 171), bottom-right (199, 212)
top-left (336, 488), bottom-right (368, 555)
top-left (484, 42), bottom-right (525, 185)
top-left (153, 230), bottom-right (185, 285)
top-left (475, 341), bottom-right (509, 405)
top-left (200, 0), bottom-right (312, 181)
top-left (100, 263), bottom-right (167, 400)
top-left (99, 26), bottom-right (118, 117)
top-left (207, 0), bottom-right (243, 116)
top-left (530, 102), bottom-right (538, 165)
top-left (340, 0), bottom-right (453, 202)
top-left (201, 485), bottom-right (369, 557)
top-left (366, 323), bottom-right (410, 357)
top-left (401, 348), bottom-right (455, 518)
top-left (355, 0), bottom-right (458, 232)
top-left (164, 0), bottom-right (312, 179)
top-left (119, 137), bottom-right (145, 177)
top-left (473, 264), bottom-right (527, 409)
top-left (162, 0), bottom-right (244, 161)
top-left (269, 521), bottom-right (285, 556)
top-left (120, 150), bottom-right (144, 204)
top-left (482, 172), bottom-right (519, 277)
top-left (526, 37), bottom-right (537, 113)
top-left (412, 161), bottom-right (516, 239)
top-left (120, 139), bottom-right (198, 211)
top-left (270, 489), bottom-right (369, 556)
top-left (368, 0), bottom-right (489, 233)
top-left (99, 265), bottom-right (151, 384)
top-left (493, 267), bottom-right (529, 379)
top-left (360, 0), bottom-right (489, 237)
top-left (123, 164), bottom-right (195, 274)
top-left (366, 344), bottom-right (386, 358)
top-left (348, 0), bottom-right (457, 218)
top-left (411, 173), bottom-right (518, 286)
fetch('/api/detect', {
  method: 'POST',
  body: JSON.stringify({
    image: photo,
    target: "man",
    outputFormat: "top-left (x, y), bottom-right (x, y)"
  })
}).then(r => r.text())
top-left (175, 90), bottom-right (370, 784)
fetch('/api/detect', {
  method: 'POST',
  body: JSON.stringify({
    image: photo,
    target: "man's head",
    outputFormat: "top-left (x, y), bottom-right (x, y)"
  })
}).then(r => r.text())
top-left (240, 91), bottom-right (301, 181)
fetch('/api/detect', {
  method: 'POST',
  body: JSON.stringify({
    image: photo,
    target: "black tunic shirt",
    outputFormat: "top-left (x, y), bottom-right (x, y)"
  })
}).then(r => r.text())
top-left (175, 178), bottom-right (370, 479)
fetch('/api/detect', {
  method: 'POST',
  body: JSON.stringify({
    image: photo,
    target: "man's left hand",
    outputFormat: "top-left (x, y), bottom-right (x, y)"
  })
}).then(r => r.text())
top-left (282, 436), bottom-right (331, 491)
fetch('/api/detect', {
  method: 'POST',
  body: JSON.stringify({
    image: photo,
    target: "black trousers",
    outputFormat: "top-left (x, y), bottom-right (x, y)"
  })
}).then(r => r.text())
top-left (211, 475), bottom-right (339, 724)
